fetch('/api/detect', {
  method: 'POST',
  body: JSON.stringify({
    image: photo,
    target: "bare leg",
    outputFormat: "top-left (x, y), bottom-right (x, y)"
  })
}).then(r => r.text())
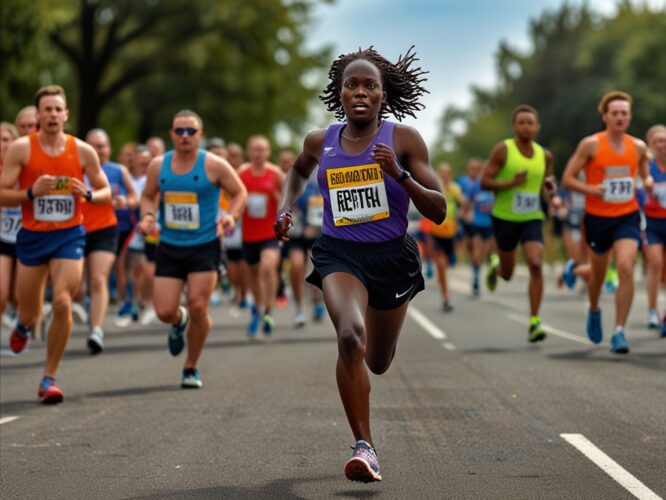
top-left (87, 251), bottom-right (116, 330)
top-left (522, 241), bottom-right (544, 317)
top-left (184, 271), bottom-right (217, 369)
top-left (613, 239), bottom-right (638, 328)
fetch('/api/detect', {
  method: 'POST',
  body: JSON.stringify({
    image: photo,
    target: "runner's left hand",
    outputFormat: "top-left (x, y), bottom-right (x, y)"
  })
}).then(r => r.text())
top-left (371, 143), bottom-right (402, 179)
top-left (217, 214), bottom-right (235, 238)
top-left (70, 178), bottom-right (88, 197)
top-left (274, 211), bottom-right (292, 241)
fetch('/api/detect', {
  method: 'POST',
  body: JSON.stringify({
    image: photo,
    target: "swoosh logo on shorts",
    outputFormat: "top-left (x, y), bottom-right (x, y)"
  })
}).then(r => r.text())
top-left (395, 284), bottom-right (414, 299)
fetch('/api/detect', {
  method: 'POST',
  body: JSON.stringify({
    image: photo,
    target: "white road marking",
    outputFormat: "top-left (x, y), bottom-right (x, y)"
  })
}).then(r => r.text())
top-left (407, 306), bottom-right (447, 340)
top-left (561, 433), bottom-right (663, 500)
top-left (442, 342), bottom-right (457, 351)
top-left (505, 313), bottom-right (592, 345)
top-left (0, 416), bottom-right (20, 425)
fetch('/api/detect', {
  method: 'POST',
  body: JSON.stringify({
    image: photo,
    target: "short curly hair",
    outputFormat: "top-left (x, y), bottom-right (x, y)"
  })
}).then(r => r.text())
top-left (320, 46), bottom-right (428, 122)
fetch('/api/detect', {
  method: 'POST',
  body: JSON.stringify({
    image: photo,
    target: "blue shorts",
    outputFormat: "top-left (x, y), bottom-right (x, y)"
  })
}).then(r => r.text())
top-left (645, 216), bottom-right (666, 246)
top-left (16, 225), bottom-right (86, 267)
top-left (584, 211), bottom-right (640, 255)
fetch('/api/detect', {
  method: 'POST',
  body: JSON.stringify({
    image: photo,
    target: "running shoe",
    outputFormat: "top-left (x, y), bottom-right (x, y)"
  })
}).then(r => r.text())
top-left (647, 309), bottom-right (660, 329)
top-left (472, 279), bottom-right (480, 297)
top-left (2, 307), bottom-right (16, 329)
top-left (562, 259), bottom-right (577, 290)
top-left (528, 318), bottom-right (546, 343)
top-left (586, 308), bottom-right (603, 344)
top-left (313, 301), bottom-right (326, 322)
top-left (238, 298), bottom-right (249, 309)
top-left (209, 290), bottom-right (223, 307)
top-left (168, 306), bottom-right (188, 356)
top-left (294, 309), bottom-right (306, 328)
top-left (604, 268), bottom-right (618, 293)
top-left (247, 306), bottom-right (261, 337)
top-left (139, 306), bottom-right (158, 326)
top-left (610, 330), bottom-right (630, 354)
top-left (262, 313), bottom-right (274, 335)
top-left (344, 440), bottom-right (382, 483)
top-left (660, 317), bottom-right (666, 338)
top-left (276, 294), bottom-right (289, 309)
top-left (425, 260), bottom-right (434, 280)
top-left (9, 325), bottom-right (30, 354)
top-left (71, 301), bottom-right (89, 325)
top-left (87, 327), bottom-right (104, 355)
top-left (38, 376), bottom-right (63, 404)
top-left (181, 368), bottom-right (203, 389)
top-left (486, 254), bottom-right (499, 292)
top-left (443, 300), bottom-right (454, 312)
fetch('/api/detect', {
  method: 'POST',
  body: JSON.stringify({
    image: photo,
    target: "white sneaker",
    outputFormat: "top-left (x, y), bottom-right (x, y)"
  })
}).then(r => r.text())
top-left (2, 309), bottom-right (16, 329)
top-left (648, 309), bottom-right (660, 329)
top-left (114, 315), bottom-right (133, 328)
top-left (71, 302), bottom-right (89, 325)
top-left (293, 309), bottom-right (306, 328)
top-left (139, 307), bottom-right (158, 326)
top-left (87, 327), bottom-right (104, 354)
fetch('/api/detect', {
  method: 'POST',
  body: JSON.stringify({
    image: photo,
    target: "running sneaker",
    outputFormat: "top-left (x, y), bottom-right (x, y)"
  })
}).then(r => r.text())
top-left (647, 309), bottom-right (660, 329)
top-left (344, 440), bottom-right (382, 483)
top-left (238, 298), bottom-right (249, 309)
top-left (181, 368), bottom-right (203, 389)
top-left (604, 268), bottom-right (618, 293)
top-left (443, 300), bottom-right (454, 312)
top-left (209, 290), bottom-right (223, 307)
top-left (38, 376), bottom-right (63, 404)
top-left (562, 259), bottom-right (577, 290)
top-left (2, 307), bottom-right (16, 329)
top-left (486, 254), bottom-right (499, 292)
top-left (425, 260), bottom-right (434, 280)
top-left (294, 309), bottom-right (306, 328)
top-left (660, 317), bottom-right (666, 338)
top-left (71, 301), bottom-right (89, 325)
top-left (472, 279), bottom-right (480, 297)
top-left (168, 306), bottom-right (188, 356)
top-left (276, 294), bottom-right (289, 309)
top-left (586, 308), bottom-right (603, 344)
top-left (528, 318), bottom-right (546, 343)
top-left (10, 325), bottom-right (30, 354)
top-left (87, 327), bottom-right (104, 355)
top-left (610, 330), bottom-right (630, 354)
top-left (262, 313), bottom-right (274, 335)
top-left (313, 301), bottom-right (326, 322)
top-left (247, 306), bottom-right (261, 337)
top-left (139, 306), bottom-right (158, 326)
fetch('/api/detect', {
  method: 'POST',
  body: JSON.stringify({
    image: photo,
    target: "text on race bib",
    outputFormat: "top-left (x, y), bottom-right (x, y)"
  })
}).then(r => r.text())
top-left (246, 193), bottom-right (268, 219)
top-left (0, 207), bottom-right (22, 243)
top-left (34, 195), bottom-right (75, 222)
top-left (511, 192), bottom-right (539, 215)
top-left (603, 177), bottom-right (634, 203)
top-left (327, 164), bottom-right (390, 226)
top-left (164, 192), bottom-right (200, 230)
top-left (306, 195), bottom-right (324, 227)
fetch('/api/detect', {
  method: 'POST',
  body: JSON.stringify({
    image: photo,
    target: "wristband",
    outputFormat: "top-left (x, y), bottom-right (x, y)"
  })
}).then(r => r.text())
top-left (85, 190), bottom-right (93, 202)
top-left (27, 187), bottom-right (35, 200)
top-left (395, 170), bottom-right (411, 184)
top-left (143, 212), bottom-right (155, 219)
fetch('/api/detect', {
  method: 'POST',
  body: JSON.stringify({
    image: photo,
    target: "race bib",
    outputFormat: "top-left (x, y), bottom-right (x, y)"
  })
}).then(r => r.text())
top-left (512, 192), bottom-right (539, 215)
top-left (0, 207), bottom-right (22, 243)
top-left (653, 182), bottom-right (666, 208)
top-left (327, 164), bottom-right (390, 226)
top-left (247, 193), bottom-right (268, 219)
top-left (603, 177), bottom-right (634, 203)
top-left (306, 195), bottom-right (324, 227)
top-left (164, 192), bottom-right (199, 230)
top-left (34, 177), bottom-right (75, 222)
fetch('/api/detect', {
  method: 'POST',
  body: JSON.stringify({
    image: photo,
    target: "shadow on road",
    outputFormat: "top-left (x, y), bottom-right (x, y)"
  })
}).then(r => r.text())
top-left (548, 349), bottom-right (666, 372)
top-left (85, 384), bottom-right (180, 399)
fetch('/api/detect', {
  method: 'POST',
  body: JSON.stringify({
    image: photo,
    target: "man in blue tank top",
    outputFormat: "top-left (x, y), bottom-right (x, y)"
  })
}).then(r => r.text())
top-left (139, 110), bottom-right (247, 389)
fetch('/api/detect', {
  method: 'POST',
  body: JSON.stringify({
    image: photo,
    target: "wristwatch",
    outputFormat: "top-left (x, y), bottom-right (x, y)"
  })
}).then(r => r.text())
top-left (395, 170), bottom-right (411, 184)
top-left (85, 190), bottom-right (93, 202)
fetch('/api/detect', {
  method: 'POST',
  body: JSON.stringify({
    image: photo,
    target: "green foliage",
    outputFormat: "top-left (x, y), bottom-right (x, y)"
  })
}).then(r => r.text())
top-left (432, 2), bottom-right (666, 177)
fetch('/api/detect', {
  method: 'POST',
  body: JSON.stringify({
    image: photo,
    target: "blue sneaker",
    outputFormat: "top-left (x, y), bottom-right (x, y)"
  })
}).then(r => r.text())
top-left (117, 301), bottom-right (133, 317)
top-left (247, 306), bottom-right (261, 337)
top-left (181, 368), bottom-right (203, 389)
top-left (562, 259), bottom-right (577, 290)
top-left (344, 440), bottom-right (381, 483)
top-left (313, 301), bottom-right (326, 322)
top-left (168, 306), bottom-right (188, 356)
top-left (610, 330), bottom-right (629, 354)
top-left (239, 298), bottom-right (249, 309)
top-left (262, 313), bottom-right (274, 335)
top-left (586, 309), bottom-right (603, 344)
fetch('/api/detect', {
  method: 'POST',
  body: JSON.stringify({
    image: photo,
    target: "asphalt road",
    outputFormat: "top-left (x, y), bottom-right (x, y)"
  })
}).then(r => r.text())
top-left (1, 264), bottom-right (664, 499)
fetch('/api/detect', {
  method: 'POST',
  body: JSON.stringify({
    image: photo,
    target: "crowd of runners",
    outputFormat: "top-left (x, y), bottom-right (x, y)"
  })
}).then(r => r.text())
top-left (1, 47), bottom-right (665, 483)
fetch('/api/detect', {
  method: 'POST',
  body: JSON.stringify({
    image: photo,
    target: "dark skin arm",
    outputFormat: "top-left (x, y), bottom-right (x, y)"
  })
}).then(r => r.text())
top-left (481, 142), bottom-right (527, 191)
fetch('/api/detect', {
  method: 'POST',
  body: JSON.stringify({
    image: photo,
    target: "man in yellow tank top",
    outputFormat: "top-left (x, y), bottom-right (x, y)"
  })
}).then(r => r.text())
top-left (562, 91), bottom-right (653, 353)
top-left (481, 105), bottom-right (560, 342)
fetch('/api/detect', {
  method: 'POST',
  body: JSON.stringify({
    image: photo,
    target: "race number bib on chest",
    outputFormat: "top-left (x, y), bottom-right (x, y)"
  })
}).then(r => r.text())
top-left (34, 176), bottom-right (75, 223)
top-left (164, 192), bottom-right (199, 230)
top-left (306, 195), bottom-right (324, 227)
top-left (512, 192), bottom-right (539, 215)
top-left (327, 164), bottom-right (390, 226)
top-left (247, 193), bottom-right (268, 219)
top-left (603, 177), bottom-right (634, 203)
top-left (0, 207), bottom-right (22, 243)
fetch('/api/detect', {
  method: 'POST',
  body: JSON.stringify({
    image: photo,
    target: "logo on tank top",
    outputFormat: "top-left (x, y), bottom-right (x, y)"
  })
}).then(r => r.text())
top-left (323, 147), bottom-right (335, 157)
top-left (326, 164), bottom-right (390, 226)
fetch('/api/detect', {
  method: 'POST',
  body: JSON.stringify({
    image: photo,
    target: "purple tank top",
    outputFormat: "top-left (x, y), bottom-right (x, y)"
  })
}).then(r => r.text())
top-left (317, 121), bottom-right (409, 243)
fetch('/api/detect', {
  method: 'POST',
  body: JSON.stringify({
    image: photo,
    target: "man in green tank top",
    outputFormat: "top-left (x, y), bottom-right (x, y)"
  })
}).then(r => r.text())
top-left (481, 105), bottom-right (560, 342)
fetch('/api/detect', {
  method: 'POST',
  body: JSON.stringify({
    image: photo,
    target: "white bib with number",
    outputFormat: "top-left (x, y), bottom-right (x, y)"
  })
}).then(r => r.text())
top-left (511, 192), bottom-right (539, 215)
top-left (306, 195), bottom-right (324, 227)
top-left (34, 195), bottom-right (75, 222)
top-left (246, 193), bottom-right (268, 219)
top-left (164, 192), bottom-right (200, 230)
top-left (0, 207), bottom-right (22, 243)
top-left (603, 177), bottom-right (634, 203)
top-left (327, 164), bottom-right (390, 226)
top-left (653, 182), bottom-right (666, 208)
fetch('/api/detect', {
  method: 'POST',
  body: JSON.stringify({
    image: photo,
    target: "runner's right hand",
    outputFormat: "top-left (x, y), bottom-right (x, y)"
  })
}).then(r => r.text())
top-left (273, 211), bottom-right (292, 241)
top-left (31, 175), bottom-right (56, 197)
top-left (512, 171), bottom-right (528, 187)
top-left (138, 214), bottom-right (156, 235)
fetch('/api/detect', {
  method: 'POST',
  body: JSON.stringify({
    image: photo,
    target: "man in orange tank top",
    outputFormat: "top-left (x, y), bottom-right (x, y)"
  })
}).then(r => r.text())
top-left (0, 85), bottom-right (111, 403)
top-left (562, 91), bottom-right (653, 354)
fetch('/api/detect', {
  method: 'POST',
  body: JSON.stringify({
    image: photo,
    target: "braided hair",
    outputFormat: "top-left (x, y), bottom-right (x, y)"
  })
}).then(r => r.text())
top-left (320, 46), bottom-right (429, 122)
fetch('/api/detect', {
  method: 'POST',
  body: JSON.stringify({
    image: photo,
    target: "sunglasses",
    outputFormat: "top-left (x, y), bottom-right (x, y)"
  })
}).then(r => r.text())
top-left (174, 127), bottom-right (198, 137)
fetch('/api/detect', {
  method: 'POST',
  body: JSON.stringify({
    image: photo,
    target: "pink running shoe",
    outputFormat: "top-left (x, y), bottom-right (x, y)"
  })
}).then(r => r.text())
top-left (38, 377), bottom-right (64, 405)
top-left (344, 440), bottom-right (382, 482)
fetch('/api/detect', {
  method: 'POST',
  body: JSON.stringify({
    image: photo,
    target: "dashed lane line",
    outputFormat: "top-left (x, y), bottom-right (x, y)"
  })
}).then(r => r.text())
top-left (407, 306), bottom-right (456, 350)
top-left (0, 416), bottom-right (20, 425)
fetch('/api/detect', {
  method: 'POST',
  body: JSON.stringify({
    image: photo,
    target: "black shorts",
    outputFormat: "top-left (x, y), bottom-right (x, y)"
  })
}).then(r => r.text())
top-left (306, 234), bottom-right (425, 311)
top-left (117, 230), bottom-right (132, 255)
top-left (85, 226), bottom-right (119, 257)
top-left (144, 242), bottom-right (157, 263)
top-left (226, 248), bottom-right (244, 262)
top-left (584, 211), bottom-right (641, 255)
top-left (156, 239), bottom-right (221, 281)
top-left (551, 217), bottom-right (564, 237)
top-left (469, 225), bottom-right (493, 240)
top-left (0, 240), bottom-right (16, 258)
top-left (285, 237), bottom-right (316, 255)
top-left (491, 216), bottom-right (544, 252)
top-left (462, 222), bottom-right (474, 238)
top-left (432, 236), bottom-right (455, 261)
top-left (242, 238), bottom-right (280, 266)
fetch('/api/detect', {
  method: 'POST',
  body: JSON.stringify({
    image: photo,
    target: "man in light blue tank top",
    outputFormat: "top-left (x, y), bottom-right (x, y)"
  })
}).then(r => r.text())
top-left (139, 110), bottom-right (247, 389)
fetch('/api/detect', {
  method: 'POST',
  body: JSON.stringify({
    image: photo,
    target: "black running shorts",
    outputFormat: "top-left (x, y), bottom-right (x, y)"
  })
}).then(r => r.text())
top-left (156, 239), bottom-right (221, 281)
top-left (84, 225), bottom-right (119, 257)
top-left (491, 216), bottom-right (543, 252)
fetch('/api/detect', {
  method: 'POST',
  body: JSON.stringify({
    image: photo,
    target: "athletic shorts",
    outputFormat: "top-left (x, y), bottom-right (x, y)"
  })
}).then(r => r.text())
top-left (155, 239), bottom-right (221, 281)
top-left (117, 230), bottom-right (132, 255)
top-left (285, 237), bottom-right (316, 255)
top-left (469, 225), bottom-right (493, 240)
top-left (242, 238), bottom-right (280, 266)
top-left (644, 215), bottom-right (666, 246)
top-left (551, 217), bottom-right (564, 237)
top-left (491, 217), bottom-right (544, 252)
top-left (16, 225), bottom-right (85, 267)
top-left (144, 242), bottom-right (157, 263)
top-left (462, 222), bottom-right (474, 238)
top-left (226, 248), bottom-right (244, 262)
top-left (306, 234), bottom-right (425, 311)
top-left (432, 236), bottom-right (455, 261)
top-left (85, 225), bottom-right (119, 257)
top-left (0, 241), bottom-right (16, 258)
top-left (584, 211), bottom-right (640, 255)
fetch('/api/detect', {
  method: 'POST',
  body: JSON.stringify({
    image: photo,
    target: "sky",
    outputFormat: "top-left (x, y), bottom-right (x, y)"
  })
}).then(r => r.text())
top-left (303, 0), bottom-right (665, 148)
